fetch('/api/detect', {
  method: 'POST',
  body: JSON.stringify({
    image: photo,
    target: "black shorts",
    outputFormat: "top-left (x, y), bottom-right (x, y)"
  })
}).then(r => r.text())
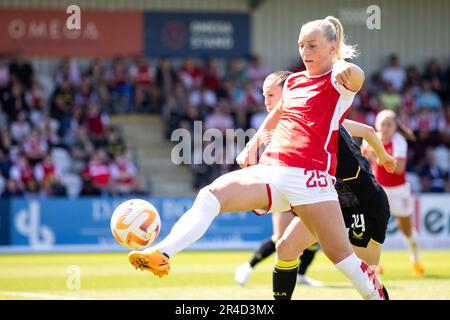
top-left (342, 188), bottom-right (390, 248)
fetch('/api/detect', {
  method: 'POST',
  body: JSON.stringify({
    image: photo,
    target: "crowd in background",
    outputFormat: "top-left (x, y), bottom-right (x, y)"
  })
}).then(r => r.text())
top-left (0, 54), bottom-right (143, 198)
top-left (0, 52), bottom-right (448, 197)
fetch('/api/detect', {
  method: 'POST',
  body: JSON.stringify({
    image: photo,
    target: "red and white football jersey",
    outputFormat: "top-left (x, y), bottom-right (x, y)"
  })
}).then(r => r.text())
top-left (371, 132), bottom-right (408, 187)
top-left (259, 68), bottom-right (356, 175)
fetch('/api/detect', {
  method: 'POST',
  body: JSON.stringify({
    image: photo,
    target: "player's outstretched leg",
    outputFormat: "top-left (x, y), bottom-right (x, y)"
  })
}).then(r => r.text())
top-left (129, 169), bottom-right (269, 277)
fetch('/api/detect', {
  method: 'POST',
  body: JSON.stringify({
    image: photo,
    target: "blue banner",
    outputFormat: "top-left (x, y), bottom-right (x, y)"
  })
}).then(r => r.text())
top-left (5, 197), bottom-right (272, 252)
top-left (144, 11), bottom-right (250, 57)
top-left (0, 200), bottom-right (11, 245)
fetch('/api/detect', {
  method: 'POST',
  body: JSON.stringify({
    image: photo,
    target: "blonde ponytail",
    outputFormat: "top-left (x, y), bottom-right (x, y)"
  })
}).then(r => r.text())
top-left (324, 16), bottom-right (358, 60)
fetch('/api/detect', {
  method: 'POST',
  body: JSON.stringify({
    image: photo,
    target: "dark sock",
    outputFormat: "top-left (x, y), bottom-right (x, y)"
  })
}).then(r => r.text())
top-left (249, 237), bottom-right (276, 268)
top-left (298, 246), bottom-right (317, 275)
top-left (273, 259), bottom-right (299, 300)
top-left (382, 285), bottom-right (390, 300)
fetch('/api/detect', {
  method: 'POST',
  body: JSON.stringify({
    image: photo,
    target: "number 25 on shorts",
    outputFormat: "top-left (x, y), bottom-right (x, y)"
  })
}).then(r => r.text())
top-left (305, 169), bottom-right (329, 188)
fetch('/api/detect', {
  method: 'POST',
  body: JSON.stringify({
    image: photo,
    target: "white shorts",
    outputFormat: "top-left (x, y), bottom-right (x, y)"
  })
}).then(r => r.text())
top-left (383, 183), bottom-right (414, 217)
top-left (242, 164), bottom-right (338, 215)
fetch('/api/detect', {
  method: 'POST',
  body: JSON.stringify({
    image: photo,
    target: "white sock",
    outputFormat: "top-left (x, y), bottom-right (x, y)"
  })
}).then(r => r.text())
top-left (404, 229), bottom-right (420, 262)
top-left (335, 253), bottom-right (385, 300)
top-left (149, 187), bottom-right (221, 257)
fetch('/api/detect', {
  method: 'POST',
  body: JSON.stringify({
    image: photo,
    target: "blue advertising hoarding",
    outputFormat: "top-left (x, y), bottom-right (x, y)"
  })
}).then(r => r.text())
top-left (3, 196), bottom-right (272, 252)
top-left (144, 11), bottom-right (250, 57)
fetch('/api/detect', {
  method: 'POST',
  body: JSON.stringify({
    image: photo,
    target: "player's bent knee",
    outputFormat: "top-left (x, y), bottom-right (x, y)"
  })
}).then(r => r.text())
top-left (206, 184), bottom-right (229, 212)
top-left (276, 237), bottom-right (301, 260)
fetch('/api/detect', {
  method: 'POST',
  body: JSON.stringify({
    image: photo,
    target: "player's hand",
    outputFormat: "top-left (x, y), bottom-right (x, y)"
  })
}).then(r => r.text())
top-left (334, 65), bottom-right (353, 87)
top-left (377, 153), bottom-right (396, 173)
top-left (236, 144), bottom-right (258, 168)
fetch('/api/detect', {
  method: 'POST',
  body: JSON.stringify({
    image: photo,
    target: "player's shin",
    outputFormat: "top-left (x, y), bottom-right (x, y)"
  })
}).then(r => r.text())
top-left (149, 187), bottom-right (221, 257)
top-left (273, 258), bottom-right (299, 300)
top-left (335, 253), bottom-right (385, 300)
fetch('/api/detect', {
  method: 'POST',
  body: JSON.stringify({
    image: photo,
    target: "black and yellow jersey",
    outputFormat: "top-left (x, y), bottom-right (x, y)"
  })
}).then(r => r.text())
top-left (335, 125), bottom-right (382, 207)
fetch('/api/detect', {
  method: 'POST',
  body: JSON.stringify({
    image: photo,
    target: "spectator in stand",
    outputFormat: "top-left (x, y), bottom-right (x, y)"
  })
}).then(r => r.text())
top-left (81, 148), bottom-right (111, 195)
top-left (10, 111), bottom-right (31, 143)
top-left (34, 152), bottom-right (66, 196)
top-left (3, 82), bottom-right (28, 121)
top-left (86, 59), bottom-right (110, 109)
top-left (420, 148), bottom-right (450, 192)
top-left (0, 149), bottom-right (12, 179)
top-left (104, 127), bottom-right (126, 160)
top-left (247, 54), bottom-right (269, 90)
top-left (40, 113), bottom-right (61, 148)
top-left (443, 103), bottom-right (450, 145)
top-left (381, 54), bottom-right (406, 92)
top-left (50, 77), bottom-right (74, 137)
top-left (75, 76), bottom-right (98, 107)
top-left (86, 102), bottom-right (109, 146)
top-left (63, 105), bottom-right (84, 147)
top-left (203, 56), bottom-right (221, 93)
top-left (23, 127), bottom-right (48, 165)
top-left (204, 101), bottom-right (234, 132)
top-left (130, 56), bottom-right (158, 113)
top-left (9, 153), bottom-right (34, 188)
top-left (224, 58), bottom-right (247, 86)
top-left (422, 58), bottom-right (446, 101)
top-left (109, 153), bottom-right (141, 195)
top-left (401, 85), bottom-right (418, 114)
top-left (26, 79), bottom-right (46, 128)
top-left (0, 129), bottom-right (18, 159)
top-left (55, 57), bottom-right (81, 88)
top-left (106, 56), bottom-right (133, 112)
top-left (0, 54), bottom-right (10, 89)
top-left (189, 83), bottom-right (217, 109)
top-left (1, 179), bottom-right (24, 197)
top-left (416, 80), bottom-right (443, 111)
top-left (70, 126), bottom-right (95, 174)
top-left (379, 81), bottom-right (402, 111)
top-left (404, 65), bottom-right (422, 95)
top-left (178, 56), bottom-right (204, 91)
top-left (8, 51), bottom-right (34, 89)
top-left (24, 177), bottom-right (42, 198)
top-left (156, 57), bottom-right (177, 106)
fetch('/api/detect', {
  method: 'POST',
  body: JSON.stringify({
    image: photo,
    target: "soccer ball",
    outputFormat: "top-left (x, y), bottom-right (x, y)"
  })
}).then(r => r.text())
top-left (110, 199), bottom-right (161, 249)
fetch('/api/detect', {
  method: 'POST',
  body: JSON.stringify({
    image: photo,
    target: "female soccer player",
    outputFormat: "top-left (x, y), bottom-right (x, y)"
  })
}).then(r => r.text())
top-left (364, 109), bottom-right (424, 276)
top-left (235, 71), bottom-right (396, 292)
top-left (129, 16), bottom-right (386, 300)
top-left (235, 71), bottom-right (322, 287)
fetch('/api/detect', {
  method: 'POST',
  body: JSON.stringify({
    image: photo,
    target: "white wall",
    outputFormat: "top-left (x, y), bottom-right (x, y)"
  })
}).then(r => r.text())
top-left (252, 0), bottom-right (450, 76)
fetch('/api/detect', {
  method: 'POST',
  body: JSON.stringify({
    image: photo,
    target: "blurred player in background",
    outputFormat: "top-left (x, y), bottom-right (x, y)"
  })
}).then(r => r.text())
top-left (235, 71), bottom-right (322, 287)
top-left (363, 109), bottom-right (425, 276)
top-left (129, 16), bottom-right (387, 300)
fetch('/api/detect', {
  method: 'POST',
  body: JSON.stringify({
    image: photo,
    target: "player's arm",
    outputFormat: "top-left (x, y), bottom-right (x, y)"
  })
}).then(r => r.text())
top-left (332, 60), bottom-right (365, 92)
top-left (343, 119), bottom-right (396, 173)
top-left (393, 158), bottom-right (407, 175)
top-left (236, 100), bottom-right (283, 168)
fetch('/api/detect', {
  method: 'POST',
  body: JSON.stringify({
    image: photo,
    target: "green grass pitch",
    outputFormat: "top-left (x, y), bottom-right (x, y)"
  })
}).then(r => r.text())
top-left (0, 250), bottom-right (449, 300)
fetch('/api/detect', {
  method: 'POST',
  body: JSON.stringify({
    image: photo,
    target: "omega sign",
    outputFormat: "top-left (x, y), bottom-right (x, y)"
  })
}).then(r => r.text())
top-left (7, 19), bottom-right (99, 41)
